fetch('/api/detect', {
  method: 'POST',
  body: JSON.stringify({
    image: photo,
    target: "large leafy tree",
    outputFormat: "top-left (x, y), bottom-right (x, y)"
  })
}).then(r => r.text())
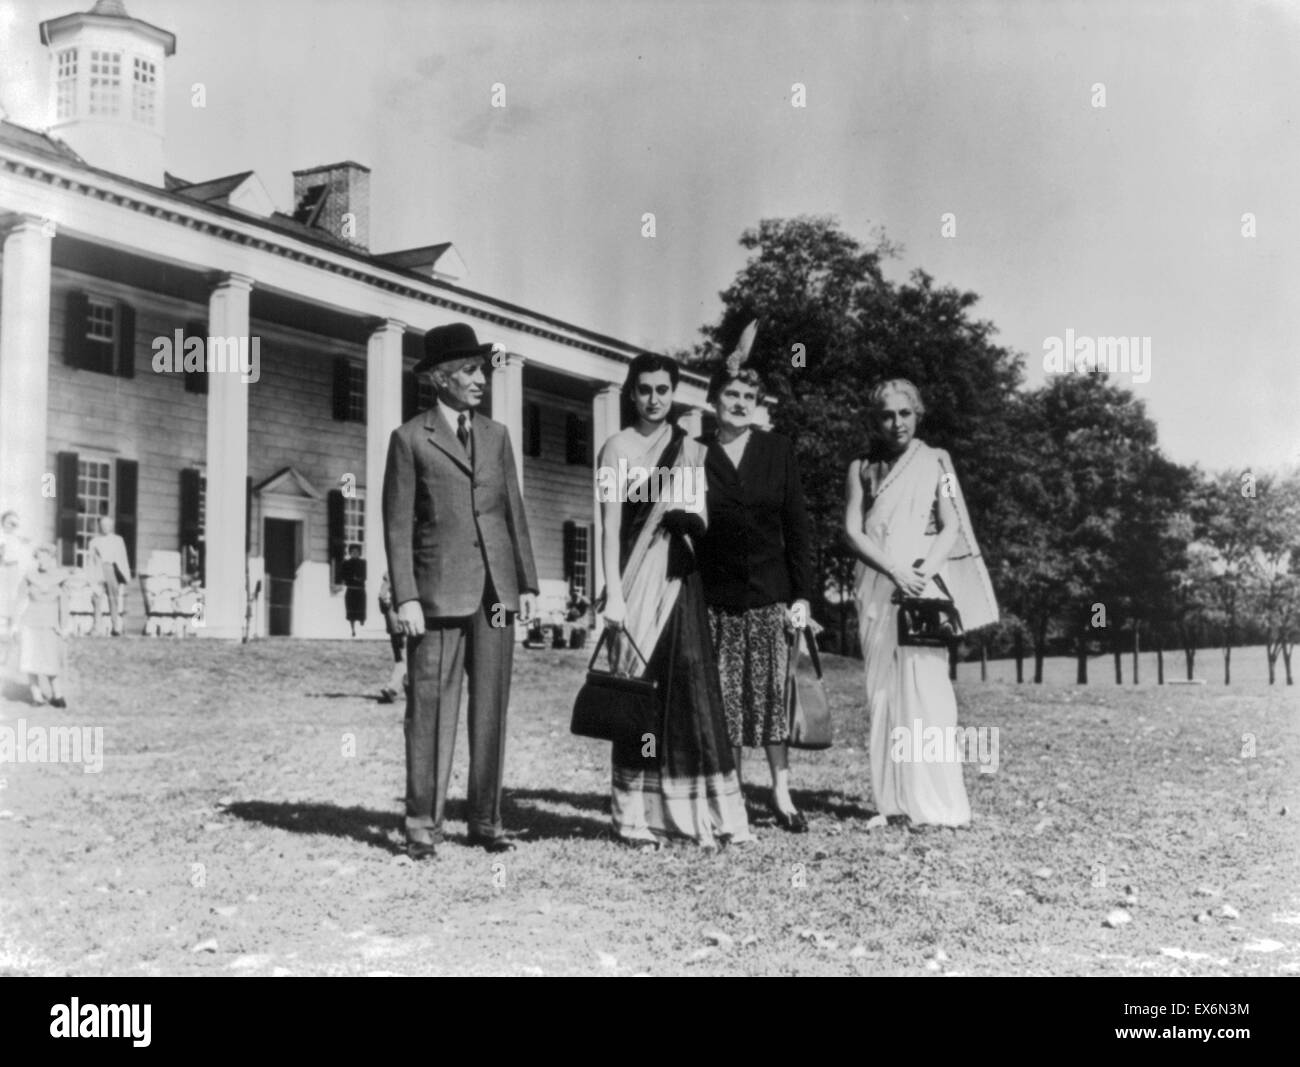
top-left (1004, 375), bottom-right (1187, 684)
top-left (1241, 470), bottom-right (1300, 684)
top-left (1200, 469), bottom-right (1268, 685)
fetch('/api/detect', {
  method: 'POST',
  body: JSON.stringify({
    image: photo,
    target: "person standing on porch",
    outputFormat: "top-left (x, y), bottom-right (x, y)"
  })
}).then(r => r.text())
top-left (339, 543), bottom-right (367, 636)
top-left (87, 516), bottom-right (131, 636)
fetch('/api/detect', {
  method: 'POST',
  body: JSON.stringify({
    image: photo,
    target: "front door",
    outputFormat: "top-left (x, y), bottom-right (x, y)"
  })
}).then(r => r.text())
top-left (264, 518), bottom-right (299, 636)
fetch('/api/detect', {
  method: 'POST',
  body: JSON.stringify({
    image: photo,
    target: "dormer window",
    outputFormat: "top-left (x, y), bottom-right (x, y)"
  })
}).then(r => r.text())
top-left (88, 49), bottom-right (121, 116)
top-left (56, 49), bottom-right (78, 120)
top-left (132, 56), bottom-right (156, 125)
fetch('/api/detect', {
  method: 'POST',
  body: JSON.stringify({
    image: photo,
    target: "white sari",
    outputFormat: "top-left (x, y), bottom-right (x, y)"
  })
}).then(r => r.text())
top-left (853, 440), bottom-right (998, 826)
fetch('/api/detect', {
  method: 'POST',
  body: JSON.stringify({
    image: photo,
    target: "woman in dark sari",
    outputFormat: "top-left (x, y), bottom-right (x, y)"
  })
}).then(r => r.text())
top-left (596, 354), bottom-right (751, 849)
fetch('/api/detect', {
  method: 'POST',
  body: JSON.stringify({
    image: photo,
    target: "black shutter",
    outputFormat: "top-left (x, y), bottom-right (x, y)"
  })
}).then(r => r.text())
top-left (565, 413), bottom-right (589, 465)
top-left (56, 451), bottom-right (79, 565)
top-left (179, 468), bottom-right (204, 582)
top-left (327, 488), bottom-right (345, 581)
top-left (115, 302), bottom-right (135, 378)
top-left (585, 522), bottom-right (595, 597)
top-left (402, 370), bottom-right (416, 423)
top-left (563, 520), bottom-right (576, 583)
top-left (183, 321), bottom-right (208, 394)
top-left (64, 290), bottom-right (89, 369)
top-left (525, 403), bottom-right (541, 457)
top-left (332, 357), bottom-right (351, 420)
top-left (114, 458), bottom-right (138, 572)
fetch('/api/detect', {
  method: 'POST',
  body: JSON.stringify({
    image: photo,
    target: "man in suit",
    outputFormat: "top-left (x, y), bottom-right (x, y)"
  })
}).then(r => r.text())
top-left (88, 515), bottom-right (132, 636)
top-left (383, 323), bottom-right (538, 860)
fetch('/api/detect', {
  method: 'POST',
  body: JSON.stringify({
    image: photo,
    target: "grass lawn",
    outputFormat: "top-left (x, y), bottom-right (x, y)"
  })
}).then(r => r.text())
top-left (1, 636), bottom-right (1297, 976)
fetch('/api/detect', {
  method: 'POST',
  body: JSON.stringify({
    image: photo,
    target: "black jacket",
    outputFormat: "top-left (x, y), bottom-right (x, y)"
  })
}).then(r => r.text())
top-left (696, 429), bottom-right (814, 609)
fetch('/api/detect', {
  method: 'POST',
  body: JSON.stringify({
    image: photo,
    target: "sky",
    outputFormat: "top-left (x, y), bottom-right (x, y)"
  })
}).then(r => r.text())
top-left (1, 0), bottom-right (1297, 472)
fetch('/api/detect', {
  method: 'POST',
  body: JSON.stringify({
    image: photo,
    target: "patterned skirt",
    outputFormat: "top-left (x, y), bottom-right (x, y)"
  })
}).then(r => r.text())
top-left (708, 602), bottom-right (791, 748)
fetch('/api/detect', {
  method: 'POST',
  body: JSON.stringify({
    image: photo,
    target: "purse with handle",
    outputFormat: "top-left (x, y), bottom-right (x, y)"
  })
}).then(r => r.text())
top-left (786, 626), bottom-right (832, 750)
top-left (570, 626), bottom-right (663, 748)
top-left (891, 568), bottom-right (964, 648)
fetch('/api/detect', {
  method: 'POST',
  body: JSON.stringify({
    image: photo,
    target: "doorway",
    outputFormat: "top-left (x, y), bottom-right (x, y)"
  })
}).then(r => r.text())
top-left (264, 518), bottom-right (300, 636)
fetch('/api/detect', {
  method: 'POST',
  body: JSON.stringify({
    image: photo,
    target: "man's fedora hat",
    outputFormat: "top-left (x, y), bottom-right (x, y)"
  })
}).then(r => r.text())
top-left (414, 322), bottom-right (500, 374)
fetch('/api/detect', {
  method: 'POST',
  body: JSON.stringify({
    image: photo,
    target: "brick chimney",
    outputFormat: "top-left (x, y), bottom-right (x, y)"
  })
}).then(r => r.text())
top-left (291, 161), bottom-right (370, 250)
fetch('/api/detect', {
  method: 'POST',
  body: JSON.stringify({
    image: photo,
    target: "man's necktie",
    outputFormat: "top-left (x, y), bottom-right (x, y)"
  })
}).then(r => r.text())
top-left (457, 412), bottom-right (471, 456)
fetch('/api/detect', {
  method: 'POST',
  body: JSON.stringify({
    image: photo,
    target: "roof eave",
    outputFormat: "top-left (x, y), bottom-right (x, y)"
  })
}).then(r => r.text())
top-left (39, 12), bottom-right (177, 56)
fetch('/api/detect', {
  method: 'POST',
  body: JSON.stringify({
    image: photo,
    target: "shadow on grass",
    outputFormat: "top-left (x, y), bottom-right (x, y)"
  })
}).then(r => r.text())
top-left (792, 789), bottom-right (877, 822)
top-left (304, 692), bottom-right (390, 702)
top-left (228, 786), bottom-right (873, 852)
top-left (739, 782), bottom-right (878, 823)
top-left (226, 801), bottom-right (405, 853)
top-left (227, 787), bottom-right (611, 853)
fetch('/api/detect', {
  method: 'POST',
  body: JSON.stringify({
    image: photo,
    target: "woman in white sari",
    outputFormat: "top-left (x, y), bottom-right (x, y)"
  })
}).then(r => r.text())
top-left (844, 380), bottom-right (998, 827)
top-left (597, 354), bottom-right (751, 849)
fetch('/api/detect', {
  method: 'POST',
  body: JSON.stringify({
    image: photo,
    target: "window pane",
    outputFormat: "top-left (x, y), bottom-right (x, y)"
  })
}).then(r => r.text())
top-left (75, 458), bottom-right (114, 570)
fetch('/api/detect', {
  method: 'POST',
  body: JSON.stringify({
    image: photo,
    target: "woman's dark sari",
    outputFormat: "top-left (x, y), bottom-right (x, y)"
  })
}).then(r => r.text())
top-left (604, 426), bottom-right (751, 846)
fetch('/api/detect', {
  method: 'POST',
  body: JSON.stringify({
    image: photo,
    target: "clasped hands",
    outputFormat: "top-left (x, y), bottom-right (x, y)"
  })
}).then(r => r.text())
top-left (890, 559), bottom-right (932, 598)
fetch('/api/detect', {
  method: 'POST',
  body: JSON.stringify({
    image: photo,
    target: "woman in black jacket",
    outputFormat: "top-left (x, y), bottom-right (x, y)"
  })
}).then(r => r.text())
top-left (696, 361), bottom-right (816, 832)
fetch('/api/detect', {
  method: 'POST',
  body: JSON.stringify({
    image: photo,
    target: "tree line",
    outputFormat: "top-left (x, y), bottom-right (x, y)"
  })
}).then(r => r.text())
top-left (680, 216), bottom-right (1299, 685)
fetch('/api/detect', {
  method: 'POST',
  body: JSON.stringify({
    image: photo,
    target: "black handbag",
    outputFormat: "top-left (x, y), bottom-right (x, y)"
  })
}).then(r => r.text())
top-left (892, 573), bottom-right (964, 647)
top-left (786, 627), bottom-right (832, 750)
top-left (570, 627), bottom-right (662, 748)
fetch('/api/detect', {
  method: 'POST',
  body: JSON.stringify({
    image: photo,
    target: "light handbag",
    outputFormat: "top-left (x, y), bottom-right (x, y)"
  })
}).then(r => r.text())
top-left (570, 627), bottom-right (662, 748)
top-left (892, 573), bottom-right (964, 648)
top-left (786, 626), bottom-right (832, 750)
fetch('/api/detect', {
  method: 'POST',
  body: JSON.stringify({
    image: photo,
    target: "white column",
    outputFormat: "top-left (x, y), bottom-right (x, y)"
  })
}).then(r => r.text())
top-left (591, 383), bottom-right (622, 593)
top-left (0, 217), bottom-right (53, 540)
top-left (200, 273), bottom-right (253, 638)
top-left (365, 318), bottom-right (405, 629)
top-left (491, 351), bottom-right (525, 490)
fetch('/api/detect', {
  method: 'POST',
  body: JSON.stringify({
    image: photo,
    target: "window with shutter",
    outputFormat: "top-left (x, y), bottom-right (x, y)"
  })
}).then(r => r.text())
top-left (65, 291), bottom-right (116, 375)
top-left (332, 358), bottom-right (365, 421)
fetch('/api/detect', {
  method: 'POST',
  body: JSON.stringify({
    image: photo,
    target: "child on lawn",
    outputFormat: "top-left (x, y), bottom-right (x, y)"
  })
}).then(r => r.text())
top-left (15, 544), bottom-right (68, 707)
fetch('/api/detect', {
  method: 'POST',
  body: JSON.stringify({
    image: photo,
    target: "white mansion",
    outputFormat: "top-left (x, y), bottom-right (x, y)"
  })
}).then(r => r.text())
top-left (0, 0), bottom-right (723, 638)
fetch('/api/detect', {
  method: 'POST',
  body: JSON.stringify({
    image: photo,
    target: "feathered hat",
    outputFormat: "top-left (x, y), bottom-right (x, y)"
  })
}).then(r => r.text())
top-left (724, 319), bottom-right (759, 376)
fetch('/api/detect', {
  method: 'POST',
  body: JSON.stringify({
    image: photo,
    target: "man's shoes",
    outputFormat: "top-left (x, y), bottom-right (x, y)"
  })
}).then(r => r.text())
top-left (50, 697), bottom-right (67, 709)
top-left (377, 687), bottom-right (398, 704)
top-left (467, 833), bottom-right (516, 853)
top-left (405, 828), bottom-right (439, 860)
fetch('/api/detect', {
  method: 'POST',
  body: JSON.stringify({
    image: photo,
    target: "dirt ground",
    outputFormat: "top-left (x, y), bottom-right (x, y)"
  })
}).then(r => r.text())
top-left (1, 637), bottom-right (1296, 976)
